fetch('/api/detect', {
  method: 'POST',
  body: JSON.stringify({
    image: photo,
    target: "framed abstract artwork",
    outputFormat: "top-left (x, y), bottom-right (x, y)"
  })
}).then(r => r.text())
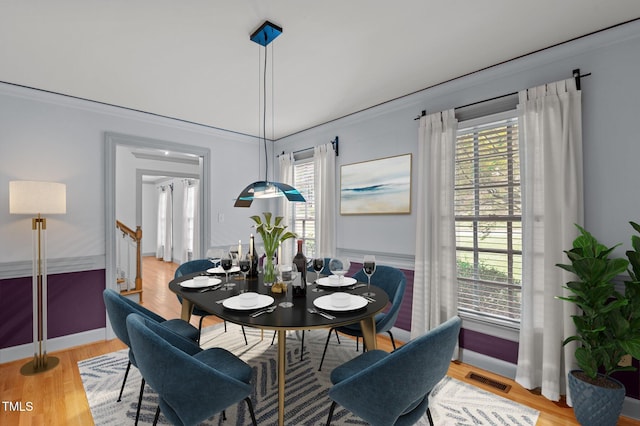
top-left (340, 153), bottom-right (412, 215)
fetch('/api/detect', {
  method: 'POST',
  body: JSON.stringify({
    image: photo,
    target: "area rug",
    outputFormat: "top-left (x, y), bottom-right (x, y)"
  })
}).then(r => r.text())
top-left (79, 324), bottom-right (539, 425)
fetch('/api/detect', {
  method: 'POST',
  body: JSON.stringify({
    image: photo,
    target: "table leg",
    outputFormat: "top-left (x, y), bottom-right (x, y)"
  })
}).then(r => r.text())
top-left (180, 299), bottom-right (193, 321)
top-left (277, 329), bottom-right (286, 426)
top-left (359, 317), bottom-right (378, 350)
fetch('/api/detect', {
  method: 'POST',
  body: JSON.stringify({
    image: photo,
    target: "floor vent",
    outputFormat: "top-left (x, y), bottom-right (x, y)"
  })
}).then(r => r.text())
top-left (465, 372), bottom-right (512, 393)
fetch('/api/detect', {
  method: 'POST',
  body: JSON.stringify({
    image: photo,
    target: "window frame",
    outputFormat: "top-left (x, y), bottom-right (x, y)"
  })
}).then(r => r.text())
top-left (292, 158), bottom-right (316, 257)
top-left (455, 109), bottom-right (522, 330)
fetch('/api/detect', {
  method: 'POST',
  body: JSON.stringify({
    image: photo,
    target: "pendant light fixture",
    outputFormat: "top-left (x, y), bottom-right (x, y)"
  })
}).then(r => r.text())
top-left (234, 21), bottom-right (306, 208)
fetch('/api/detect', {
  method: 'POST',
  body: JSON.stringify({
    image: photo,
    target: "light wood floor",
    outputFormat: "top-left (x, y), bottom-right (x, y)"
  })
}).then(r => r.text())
top-left (1, 256), bottom-right (638, 425)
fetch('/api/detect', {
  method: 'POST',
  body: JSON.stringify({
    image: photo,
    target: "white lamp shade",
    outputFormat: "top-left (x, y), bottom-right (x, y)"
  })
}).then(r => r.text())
top-left (9, 181), bottom-right (67, 215)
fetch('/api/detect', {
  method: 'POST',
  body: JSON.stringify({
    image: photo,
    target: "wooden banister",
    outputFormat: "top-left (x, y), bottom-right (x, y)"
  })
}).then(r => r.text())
top-left (115, 220), bottom-right (143, 302)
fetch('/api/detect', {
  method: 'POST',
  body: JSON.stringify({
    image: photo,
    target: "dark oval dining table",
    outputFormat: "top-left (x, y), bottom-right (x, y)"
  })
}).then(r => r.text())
top-left (169, 272), bottom-right (389, 426)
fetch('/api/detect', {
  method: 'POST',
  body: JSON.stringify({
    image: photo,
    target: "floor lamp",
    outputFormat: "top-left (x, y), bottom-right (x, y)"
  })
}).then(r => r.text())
top-left (9, 180), bottom-right (66, 375)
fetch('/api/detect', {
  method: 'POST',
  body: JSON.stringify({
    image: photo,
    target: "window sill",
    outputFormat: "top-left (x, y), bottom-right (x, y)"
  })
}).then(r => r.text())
top-left (459, 311), bottom-right (520, 342)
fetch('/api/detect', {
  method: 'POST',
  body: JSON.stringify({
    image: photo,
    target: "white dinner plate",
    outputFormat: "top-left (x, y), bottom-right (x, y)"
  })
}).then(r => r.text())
top-left (179, 277), bottom-right (222, 289)
top-left (316, 276), bottom-right (357, 288)
top-left (223, 294), bottom-right (274, 311)
top-left (207, 266), bottom-right (240, 274)
top-left (313, 294), bottom-right (368, 312)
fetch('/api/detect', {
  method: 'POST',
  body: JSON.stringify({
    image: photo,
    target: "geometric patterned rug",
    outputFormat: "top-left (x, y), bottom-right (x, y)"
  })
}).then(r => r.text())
top-left (79, 323), bottom-right (539, 425)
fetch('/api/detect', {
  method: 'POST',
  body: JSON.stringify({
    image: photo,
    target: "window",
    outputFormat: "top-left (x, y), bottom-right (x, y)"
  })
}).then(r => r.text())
top-left (292, 160), bottom-right (316, 257)
top-left (455, 111), bottom-right (522, 323)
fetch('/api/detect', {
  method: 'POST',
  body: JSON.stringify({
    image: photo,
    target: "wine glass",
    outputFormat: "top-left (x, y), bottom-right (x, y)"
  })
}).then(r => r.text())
top-left (278, 263), bottom-right (297, 308)
top-left (221, 253), bottom-right (235, 290)
top-left (208, 248), bottom-right (224, 269)
top-left (362, 255), bottom-right (377, 297)
top-left (329, 258), bottom-right (350, 284)
top-left (311, 257), bottom-right (325, 292)
top-left (239, 254), bottom-right (251, 279)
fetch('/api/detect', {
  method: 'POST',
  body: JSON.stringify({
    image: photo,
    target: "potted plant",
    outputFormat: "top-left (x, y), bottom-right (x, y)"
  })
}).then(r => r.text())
top-left (250, 212), bottom-right (297, 284)
top-left (556, 224), bottom-right (640, 425)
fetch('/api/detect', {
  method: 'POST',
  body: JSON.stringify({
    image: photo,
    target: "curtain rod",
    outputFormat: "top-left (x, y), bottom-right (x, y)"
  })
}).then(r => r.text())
top-left (278, 136), bottom-right (339, 158)
top-left (414, 69), bottom-right (591, 120)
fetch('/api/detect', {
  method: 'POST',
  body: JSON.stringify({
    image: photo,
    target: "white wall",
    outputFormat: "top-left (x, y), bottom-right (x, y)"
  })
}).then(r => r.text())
top-left (276, 20), bottom-right (640, 260)
top-left (0, 84), bottom-right (266, 274)
top-left (7, 21), bottom-right (637, 275)
top-left (141, 182), bottom-right (158, 255)
top-left (115, 145), bottom-right (138, 230)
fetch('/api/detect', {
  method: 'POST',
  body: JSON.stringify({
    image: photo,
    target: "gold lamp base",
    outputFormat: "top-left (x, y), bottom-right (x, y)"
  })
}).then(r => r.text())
top-left (20, 355), bottom-right (60, 376)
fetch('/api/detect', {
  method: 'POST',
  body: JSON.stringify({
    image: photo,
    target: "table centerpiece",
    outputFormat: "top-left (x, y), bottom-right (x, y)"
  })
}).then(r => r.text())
top-left (250, 212), bottom-right (297, 285)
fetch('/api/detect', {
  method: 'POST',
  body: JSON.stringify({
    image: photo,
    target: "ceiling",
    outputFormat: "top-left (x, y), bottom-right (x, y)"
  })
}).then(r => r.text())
top-left (2, 1), bottom-right (640, 140)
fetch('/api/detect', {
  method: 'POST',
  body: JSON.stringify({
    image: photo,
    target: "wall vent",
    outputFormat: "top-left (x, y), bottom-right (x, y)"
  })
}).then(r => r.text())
top-left (465, 372), bottom-right (512, 393)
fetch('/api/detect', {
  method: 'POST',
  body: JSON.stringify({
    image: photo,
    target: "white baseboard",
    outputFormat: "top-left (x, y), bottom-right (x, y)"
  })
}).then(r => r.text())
top-left (0, 328), bottom-right (107, 364)
top-left (391, 327), bottom-right (411, 344)
top-left (459, 348), bottom-right (517, 379)
top-left (458, 349), bottom-right (639, 421)
top-left (622, 396), bottom-right (640, 421)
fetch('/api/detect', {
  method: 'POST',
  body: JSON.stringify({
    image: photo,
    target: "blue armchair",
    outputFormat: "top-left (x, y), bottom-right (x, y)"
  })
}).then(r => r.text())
top-left (103, 289), bottom-right (198, 425)
top-left (318, 265), bottom-right (406, 371)
top-left (326, 316), bottom-right (462, 426)
top-left (126, 313), bottom-right (257, 426)
top-left (174, 259), bottom-right (215, 337)
top-left (175, 259), bottom-right (248, 344)
top-left (174, 258), bottom-right (215, 278)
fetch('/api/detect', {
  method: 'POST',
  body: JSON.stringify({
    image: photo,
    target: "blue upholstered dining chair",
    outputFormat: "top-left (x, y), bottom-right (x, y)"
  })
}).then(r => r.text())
top-left (103, 289), bottom-right (199, 425)
top-left (174, 259), bottom-right (216, 337)
top-left (318, 265), bottom-right (406, 371)
top-left (325, 316), bottom-right (462, 426)
top-left (175, 259), bottom-right (248, 344)
top-left (126, 313), bottom-right (258, 426)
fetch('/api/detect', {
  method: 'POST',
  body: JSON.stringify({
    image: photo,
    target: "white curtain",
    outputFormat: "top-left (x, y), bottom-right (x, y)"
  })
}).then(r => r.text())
top-left (515, 78), bottom-right (583, 404)
top-left (156, 188), bottom-right (167, 259)
top-left (314, 142), bottom-right (336, 258)
top-left (192, 181), bottom-right (201, 260)
top-left (279, 152), bottom-right (295, 262)
top-left (161, 185), bottom-right (173, 262)
top-left (181, 180), bottom-right (200, 262)
top-left (411, 110), bottom-right (458, 338)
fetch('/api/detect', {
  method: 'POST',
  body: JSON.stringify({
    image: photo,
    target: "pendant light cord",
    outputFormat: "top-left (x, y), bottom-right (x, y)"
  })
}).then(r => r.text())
top-left (263, 43), bottom-right (268, 182)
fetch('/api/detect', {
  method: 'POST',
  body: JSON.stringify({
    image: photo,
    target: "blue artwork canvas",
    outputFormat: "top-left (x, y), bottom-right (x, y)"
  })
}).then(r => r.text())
top-left (340, 154), bottom-right (412, 215)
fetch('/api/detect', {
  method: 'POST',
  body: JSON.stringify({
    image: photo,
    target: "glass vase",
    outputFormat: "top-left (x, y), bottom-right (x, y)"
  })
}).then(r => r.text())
top-left (263, 254), bottom-right (276, 285)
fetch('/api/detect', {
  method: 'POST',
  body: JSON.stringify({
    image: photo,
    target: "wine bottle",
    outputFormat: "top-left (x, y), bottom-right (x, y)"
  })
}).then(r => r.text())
top-left (292, 239), bottom-right (307, 297)
top-left (248, 234), bottom-right (259, 278)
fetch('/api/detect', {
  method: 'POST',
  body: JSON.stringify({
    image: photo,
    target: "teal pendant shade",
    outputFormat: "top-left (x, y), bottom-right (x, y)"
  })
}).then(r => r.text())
top-left (234, 181), bottom-right (306, 207)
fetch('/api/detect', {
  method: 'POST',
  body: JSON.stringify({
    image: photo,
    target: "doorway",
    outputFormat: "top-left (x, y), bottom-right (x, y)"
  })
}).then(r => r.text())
top-left (105, 132), bottom-right (211, 305)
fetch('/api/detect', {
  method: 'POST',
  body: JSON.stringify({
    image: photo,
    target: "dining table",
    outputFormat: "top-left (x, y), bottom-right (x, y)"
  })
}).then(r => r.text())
top-left (169, 270), bottom-right (389, 426)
